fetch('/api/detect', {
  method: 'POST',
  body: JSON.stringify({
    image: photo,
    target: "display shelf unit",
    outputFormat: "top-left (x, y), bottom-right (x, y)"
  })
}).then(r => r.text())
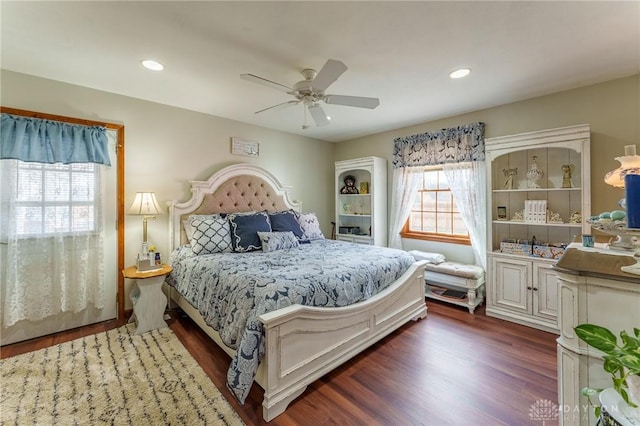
top-left (485, 124), bottom-right (591, 332)
top-left (335, 156), bottom-right (387, 246)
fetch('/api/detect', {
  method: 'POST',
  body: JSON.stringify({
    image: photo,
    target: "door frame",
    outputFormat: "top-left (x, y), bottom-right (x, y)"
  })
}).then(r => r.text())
top-left (1, 106), bottom-right (126, 320)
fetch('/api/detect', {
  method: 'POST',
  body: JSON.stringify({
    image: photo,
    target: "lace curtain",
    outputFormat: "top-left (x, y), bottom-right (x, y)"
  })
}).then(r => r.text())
top-left (443, 162), bottom-right (487, 268)
top-left (389, 122), bottom-right (486, 262)
top-left (1, 114), bottom-right (109, 327)
top-left (388, 167), bottom-right (422, 249)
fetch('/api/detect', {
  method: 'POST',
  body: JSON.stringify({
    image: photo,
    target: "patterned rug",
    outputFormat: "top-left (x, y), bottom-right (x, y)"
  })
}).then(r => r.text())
top-left (1, 324), bottom-right (245, 425)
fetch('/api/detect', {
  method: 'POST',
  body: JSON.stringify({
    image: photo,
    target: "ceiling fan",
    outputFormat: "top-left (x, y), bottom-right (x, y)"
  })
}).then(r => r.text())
top-left (240, 59), bottom-right (380, 129)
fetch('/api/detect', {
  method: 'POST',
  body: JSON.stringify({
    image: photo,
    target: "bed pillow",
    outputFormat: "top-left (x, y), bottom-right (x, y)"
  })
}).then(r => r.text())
top-left (183, 214), bottom-right (222, 241)
top-left (257, 231), bottom-right (300, 252)
top-left (268, 210), bottom-right (305, 240)
top-left (227, 211), bottom-right (272, 252)
top-left (298, 212), bottom-right (325, 240)
top-left (189, 216), bottom-right (233, 255)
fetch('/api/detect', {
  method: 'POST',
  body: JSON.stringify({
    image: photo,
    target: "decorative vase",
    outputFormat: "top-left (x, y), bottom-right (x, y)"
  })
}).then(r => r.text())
top-left (527, 156), bottom-right (544, 188)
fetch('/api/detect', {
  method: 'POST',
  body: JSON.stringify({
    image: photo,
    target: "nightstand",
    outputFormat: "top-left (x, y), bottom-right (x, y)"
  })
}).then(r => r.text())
top-left (122, 263), bottom-right (172, 335)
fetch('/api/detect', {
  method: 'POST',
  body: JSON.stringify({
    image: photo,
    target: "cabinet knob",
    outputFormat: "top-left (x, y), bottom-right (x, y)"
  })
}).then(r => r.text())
top-left (527, 286), bottom-right (533, 290)
top-left (533, 287), bottom-right (538, 291)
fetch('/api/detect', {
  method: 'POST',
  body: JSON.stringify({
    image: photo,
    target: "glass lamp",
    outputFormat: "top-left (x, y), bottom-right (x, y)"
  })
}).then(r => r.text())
top-left (604, 145), bottom-right (640, 188)
top-left (127, 192), bottom-right (163, 246)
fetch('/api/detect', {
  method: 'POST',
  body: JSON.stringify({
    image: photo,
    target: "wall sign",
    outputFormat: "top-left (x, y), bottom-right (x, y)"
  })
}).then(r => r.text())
top-left (231, 137), bottom-right (260, 157)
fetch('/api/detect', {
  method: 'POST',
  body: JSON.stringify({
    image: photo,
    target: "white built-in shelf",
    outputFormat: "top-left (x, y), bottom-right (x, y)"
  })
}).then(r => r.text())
top-left (492, 187), bottom-right (582, 193)
top-left (493, 220), bottom-right (582, 227)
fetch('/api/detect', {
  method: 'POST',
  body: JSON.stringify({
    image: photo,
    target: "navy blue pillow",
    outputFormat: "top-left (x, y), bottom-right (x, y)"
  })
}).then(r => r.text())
top-left (269, 210), bottom-right (305, 240)
top-left (227, 211), bottom-right (272, 252)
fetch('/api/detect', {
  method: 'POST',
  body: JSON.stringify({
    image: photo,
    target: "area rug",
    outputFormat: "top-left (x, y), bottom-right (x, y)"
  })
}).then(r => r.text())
top-left (1, 324), bottom-right (245, 425)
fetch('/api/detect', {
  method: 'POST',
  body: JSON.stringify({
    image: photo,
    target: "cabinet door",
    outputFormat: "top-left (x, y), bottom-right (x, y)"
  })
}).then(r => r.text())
top-left (532, 262), bottom-right (558, 323)
top-left (492, 257), bottom-right (531, 315)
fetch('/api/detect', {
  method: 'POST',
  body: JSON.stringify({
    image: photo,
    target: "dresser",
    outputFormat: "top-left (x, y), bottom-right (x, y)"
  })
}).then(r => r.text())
top-left (554, 244), bottom-right (640, 425)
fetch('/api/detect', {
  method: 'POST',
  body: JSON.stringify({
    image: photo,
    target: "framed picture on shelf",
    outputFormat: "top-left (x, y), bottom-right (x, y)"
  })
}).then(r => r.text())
top-left (497, 206), bottom-right (507, 220)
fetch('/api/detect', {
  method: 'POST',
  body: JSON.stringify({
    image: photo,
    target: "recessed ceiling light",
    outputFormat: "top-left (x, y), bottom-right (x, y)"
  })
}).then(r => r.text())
top-left (449, 68), bottom-right (471, 79)
top-left (141, 60), bottom-right (164, 71)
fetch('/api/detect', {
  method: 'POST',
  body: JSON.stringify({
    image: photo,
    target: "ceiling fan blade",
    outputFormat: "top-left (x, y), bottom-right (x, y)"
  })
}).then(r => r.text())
top-left (254, 100), bottom-right (300, 114)
top-left (240, 73), bottom-right (292, 93)
top-left (308, 104), bottom-right (330, 127)
top-left (311, 59), bottom-right (347, 92)
top-left (324, 95), bottom-right (380, 109)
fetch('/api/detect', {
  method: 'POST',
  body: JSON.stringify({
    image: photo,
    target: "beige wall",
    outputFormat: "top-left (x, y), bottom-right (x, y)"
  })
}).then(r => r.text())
top-left (335, 74), bottom-right (640, 262)
top-left (1, 70), bottom-right (334, 308)
top-left (3, 69), bottom-right (638, 293)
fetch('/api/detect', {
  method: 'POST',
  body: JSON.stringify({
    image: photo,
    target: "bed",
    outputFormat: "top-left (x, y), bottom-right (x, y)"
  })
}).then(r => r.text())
top-left (167, 163), bottom-right (427, 421)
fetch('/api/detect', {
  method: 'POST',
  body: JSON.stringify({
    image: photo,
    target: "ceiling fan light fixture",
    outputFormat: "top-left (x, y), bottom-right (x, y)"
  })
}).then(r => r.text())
top-left (449, 68), bottom-right (471, 79)
top-left (141, 59), bottom-right (164, 71)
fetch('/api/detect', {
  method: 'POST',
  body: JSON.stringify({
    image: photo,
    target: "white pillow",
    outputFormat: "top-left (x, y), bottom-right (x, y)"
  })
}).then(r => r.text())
top-left (257, 231), bottom-right (300, 252)
top-left (189, 216), bottom-right (233, 255)
top-left (408, 250), bottom-right (446, 264)
top-left (297, 212), bottom-right (324, 240)
top-left (183, 214), bottom-right (221, 242)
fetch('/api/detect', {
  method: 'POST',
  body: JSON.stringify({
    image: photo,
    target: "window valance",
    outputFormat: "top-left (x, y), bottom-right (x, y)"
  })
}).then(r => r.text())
top-left (0, 113), bottom-right (111, 166)
top-left (392, 122), bottom-right (485, 168)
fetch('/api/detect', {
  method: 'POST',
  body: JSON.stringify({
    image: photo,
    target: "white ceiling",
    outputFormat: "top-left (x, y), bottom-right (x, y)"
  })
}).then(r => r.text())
top-left (2, 1), bottom-right (639, 142)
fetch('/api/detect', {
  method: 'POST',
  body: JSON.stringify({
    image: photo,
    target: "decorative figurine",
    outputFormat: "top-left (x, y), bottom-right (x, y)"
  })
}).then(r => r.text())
top-left (503, 168), bottom-right (518, 190)
top-left (569, 211), bottom-right (582, 224)
top-left (527, 156), bottom-right (544, 188)
top-left (511, 210), bottom-right (524, 222)
top-left (547, 210), bottom-right (563, 223)
top-left (340, 175), bottom-right (359, 194)
top-left (561, 164), bottom-right (575, 188)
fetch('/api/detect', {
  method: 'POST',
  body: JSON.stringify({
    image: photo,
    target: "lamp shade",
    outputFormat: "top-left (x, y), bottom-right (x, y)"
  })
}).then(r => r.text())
top-left (604, 145), bottom-right (640, 188)
top-left (127, 192), bottom-right (163, 216)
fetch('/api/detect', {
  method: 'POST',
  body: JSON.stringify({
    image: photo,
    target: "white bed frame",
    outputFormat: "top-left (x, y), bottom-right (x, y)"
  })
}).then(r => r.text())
top-left (167, 163), bottom-right (427, 421)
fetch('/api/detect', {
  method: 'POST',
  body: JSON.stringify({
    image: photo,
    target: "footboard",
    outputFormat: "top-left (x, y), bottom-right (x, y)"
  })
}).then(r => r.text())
top-left (258, 260), bottom-right (427, 421)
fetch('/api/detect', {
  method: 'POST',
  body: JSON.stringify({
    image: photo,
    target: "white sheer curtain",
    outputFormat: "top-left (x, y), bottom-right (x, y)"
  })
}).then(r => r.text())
top-left (443, 161), bottom-right (487, 268)
top-left (1, 160), bottom-right (105, 327)
top-left (388, 166), bottom-right (422, 249)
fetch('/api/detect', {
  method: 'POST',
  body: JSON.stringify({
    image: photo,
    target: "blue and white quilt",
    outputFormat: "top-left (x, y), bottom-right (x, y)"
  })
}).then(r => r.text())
top-left (167, 239), bottom-right (414, 403)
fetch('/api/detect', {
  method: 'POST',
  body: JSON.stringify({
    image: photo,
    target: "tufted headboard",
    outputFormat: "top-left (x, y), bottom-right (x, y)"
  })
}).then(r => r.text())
top-left (168, 163), bottom-right (302, 251)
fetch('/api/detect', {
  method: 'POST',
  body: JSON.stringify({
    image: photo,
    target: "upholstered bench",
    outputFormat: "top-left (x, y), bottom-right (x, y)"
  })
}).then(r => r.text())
top-left (424, 261), bottom-right (485, 313)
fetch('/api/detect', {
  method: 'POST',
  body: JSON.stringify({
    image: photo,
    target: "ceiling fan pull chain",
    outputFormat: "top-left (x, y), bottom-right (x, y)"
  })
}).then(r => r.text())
top-left (302, 104), bottom-right (309, 130)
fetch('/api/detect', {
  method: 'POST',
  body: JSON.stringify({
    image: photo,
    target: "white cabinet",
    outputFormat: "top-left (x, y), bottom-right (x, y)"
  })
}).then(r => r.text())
top-left (555, 247), bottom-right (640, 425)
top-left (489, 254), bottom-right (558, 331)
top-left (335, 157), bottom-right (387, 246)
top-left (485, 125), bottom-right (591, 332)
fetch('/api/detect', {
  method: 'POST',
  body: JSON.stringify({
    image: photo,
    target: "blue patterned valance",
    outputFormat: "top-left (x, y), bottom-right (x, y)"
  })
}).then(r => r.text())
top-left (0, 113), bottom-right (111, 166)
top-left (392, 122), bottom-right (485, 168)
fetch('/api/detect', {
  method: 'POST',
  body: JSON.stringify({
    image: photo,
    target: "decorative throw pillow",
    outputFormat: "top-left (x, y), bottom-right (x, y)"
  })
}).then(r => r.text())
top-left (189, 216), bottom-right (233, 255)
top-left (268, 210), bottom-right (305, 240)
top-left (183, 214), bottom-right (221, 241)
top-left (227, 211), bottom-right (272, 252)
top-left (298, 212), bottom-right (325, 240)
top-left (257, 231), bottom-right (300, 252)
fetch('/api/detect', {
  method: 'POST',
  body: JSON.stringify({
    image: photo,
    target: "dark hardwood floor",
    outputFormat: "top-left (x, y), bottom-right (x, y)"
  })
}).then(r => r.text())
top-left (1, 300), bottom-right (559, 426)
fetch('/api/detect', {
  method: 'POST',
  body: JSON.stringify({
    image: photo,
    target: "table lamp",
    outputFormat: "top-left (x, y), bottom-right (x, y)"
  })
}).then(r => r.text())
top-left (128, 192), bottom-right (163, 270)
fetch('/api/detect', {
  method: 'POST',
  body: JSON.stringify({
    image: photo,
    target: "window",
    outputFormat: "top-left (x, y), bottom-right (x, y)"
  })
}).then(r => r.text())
top-left (13, 161), bottom-right (99, 236)
top-left (400, 167), bottom-right (470, 244)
